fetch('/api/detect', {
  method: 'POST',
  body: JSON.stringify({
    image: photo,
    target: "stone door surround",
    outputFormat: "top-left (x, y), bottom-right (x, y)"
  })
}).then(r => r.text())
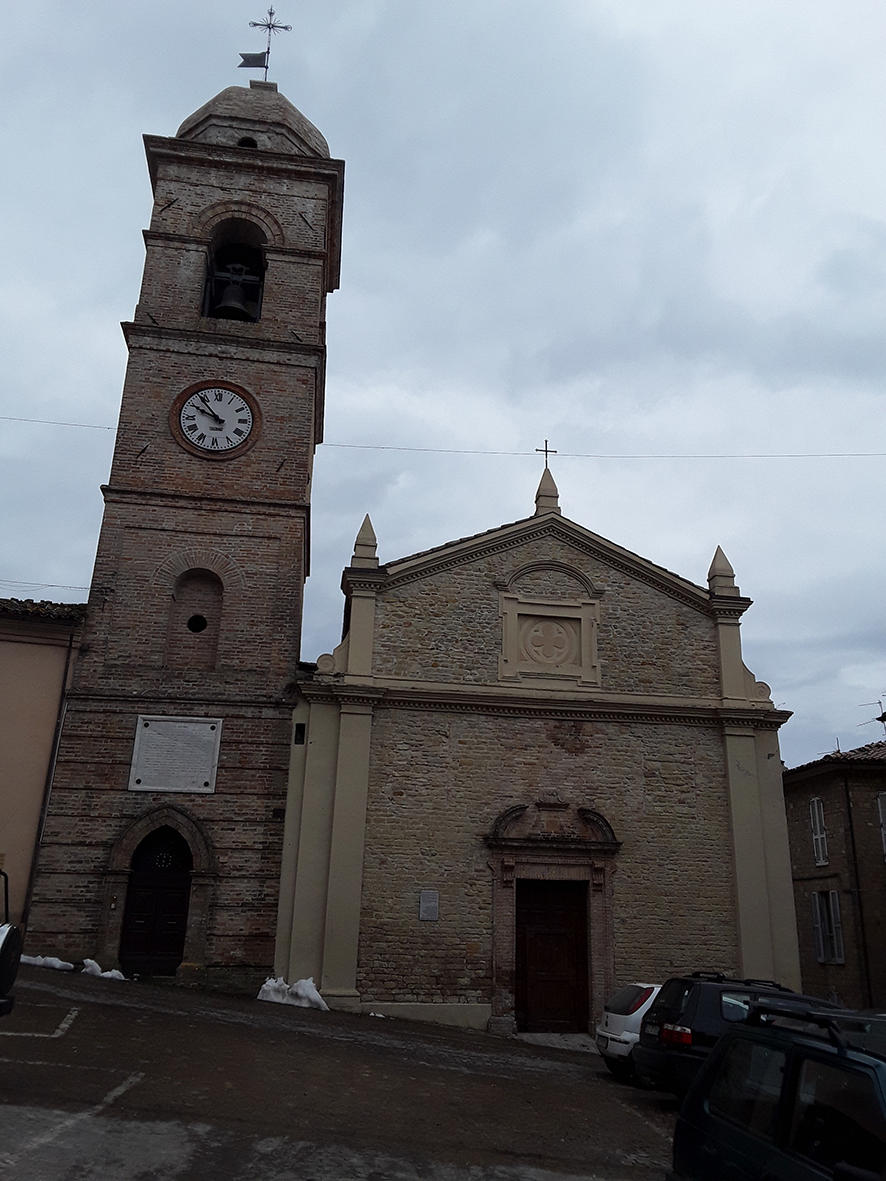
top-left (485, 794), bottom-right (620, 1035)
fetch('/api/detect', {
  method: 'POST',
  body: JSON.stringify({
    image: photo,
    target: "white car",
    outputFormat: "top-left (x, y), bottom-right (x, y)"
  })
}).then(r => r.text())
top-left (595, 982), bottom-right (660, 1082)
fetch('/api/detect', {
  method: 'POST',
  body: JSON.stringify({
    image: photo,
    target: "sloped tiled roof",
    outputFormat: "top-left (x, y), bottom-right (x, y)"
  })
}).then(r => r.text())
top-left (787, 739), bottom-right (886, 774)
top-left (0, 597), bottom-right (86, 623)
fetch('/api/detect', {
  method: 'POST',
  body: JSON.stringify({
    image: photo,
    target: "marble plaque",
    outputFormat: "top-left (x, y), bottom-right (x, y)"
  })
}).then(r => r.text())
top-left (419, 890), bottom-right (439, 921)
top-left (129, 715), bottom-right (222, 794)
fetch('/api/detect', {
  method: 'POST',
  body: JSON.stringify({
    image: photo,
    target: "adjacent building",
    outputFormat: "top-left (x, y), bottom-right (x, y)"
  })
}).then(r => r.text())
top-left (0, 598), bottom-right (84, 927)
top-left (784, 740), bottom-right (886, 1008)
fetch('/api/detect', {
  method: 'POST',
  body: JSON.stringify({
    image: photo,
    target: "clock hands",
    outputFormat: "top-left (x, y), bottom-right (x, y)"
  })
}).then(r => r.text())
top-left (197, 393), bottom-right (226, 425)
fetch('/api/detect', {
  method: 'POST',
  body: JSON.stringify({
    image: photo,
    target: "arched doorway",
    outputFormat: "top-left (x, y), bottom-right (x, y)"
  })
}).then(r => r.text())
top-left (119, 826), bottom-right (193, 976)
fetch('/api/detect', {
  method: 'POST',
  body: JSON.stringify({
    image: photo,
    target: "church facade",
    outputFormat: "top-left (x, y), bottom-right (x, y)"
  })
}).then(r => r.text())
top-left (18, 82), bottom-right (801, 1029)
top-left (276, 476), bottom-right (800, 1031)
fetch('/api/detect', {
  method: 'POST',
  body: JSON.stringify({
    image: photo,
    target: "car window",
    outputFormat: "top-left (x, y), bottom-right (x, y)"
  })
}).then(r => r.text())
top-left (789, 1057), bottom-right (886, 1175)
top-left (605, 985), bottom-right (655, 1016)
top-left (721, 992), bottom-right (753, 1022)
top-left (707, 1038), bottom-right (786, 1141)
top-left (655, 979), bottom-right (693, 1015)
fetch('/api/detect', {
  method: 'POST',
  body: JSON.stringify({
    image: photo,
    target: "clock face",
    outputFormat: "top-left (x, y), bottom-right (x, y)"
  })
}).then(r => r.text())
top-left (178, 386), bottom-right (255, 453)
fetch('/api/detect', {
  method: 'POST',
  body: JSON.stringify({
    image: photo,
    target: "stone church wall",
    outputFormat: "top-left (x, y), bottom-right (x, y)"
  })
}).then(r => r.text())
top-left (356, 705), bottom-right (739, 1005)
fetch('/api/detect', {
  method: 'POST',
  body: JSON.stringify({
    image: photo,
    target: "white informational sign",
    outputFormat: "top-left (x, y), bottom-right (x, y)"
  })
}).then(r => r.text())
top-left (419, 890), bottom-right (439, 921)
top-left (128, 715), bottom-right (223, 794)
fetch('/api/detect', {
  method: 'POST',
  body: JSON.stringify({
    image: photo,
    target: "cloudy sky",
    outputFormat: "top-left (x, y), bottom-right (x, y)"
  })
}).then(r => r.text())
top-left (3, 0), bottom-right (886, 768)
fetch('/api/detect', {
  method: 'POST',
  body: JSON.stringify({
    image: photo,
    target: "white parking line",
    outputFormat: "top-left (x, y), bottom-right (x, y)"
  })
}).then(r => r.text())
top-left (0, 1070), bottom-right (144, 1167)
top-left (0, 1006), bottom-right (79, 1039)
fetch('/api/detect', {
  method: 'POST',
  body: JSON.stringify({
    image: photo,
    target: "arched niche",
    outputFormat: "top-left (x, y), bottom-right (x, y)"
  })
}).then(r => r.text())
top-left (96, 806), bottom-right (216, 977)
top-left (165, 568), bottom-right (223, 670)
top-left (484, 795), bottom-right (621, 1036)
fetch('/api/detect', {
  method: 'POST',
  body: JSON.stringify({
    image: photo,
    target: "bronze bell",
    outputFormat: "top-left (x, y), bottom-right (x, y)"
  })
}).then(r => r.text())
top-left (213, 281), bottom-right (252, 320)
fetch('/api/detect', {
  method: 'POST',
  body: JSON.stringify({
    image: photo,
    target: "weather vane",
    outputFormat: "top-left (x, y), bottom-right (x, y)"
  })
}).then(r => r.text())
top-left (239, 7), bottom-right (292, 82)
top-left (536, 440), bottom-right (557, 469)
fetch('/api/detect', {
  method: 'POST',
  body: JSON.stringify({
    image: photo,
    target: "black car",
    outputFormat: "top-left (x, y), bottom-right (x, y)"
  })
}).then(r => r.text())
top-left (668, 1001), bottom-right (886, 1180)
top-left (634, 971), bottom-right (833, 1097)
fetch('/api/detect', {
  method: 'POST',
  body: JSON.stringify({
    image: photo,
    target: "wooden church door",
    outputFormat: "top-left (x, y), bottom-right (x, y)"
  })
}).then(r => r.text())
top-left (515, 879), bottom-right (589, 1032)
top-left (119, 826), bottom-right (193, 976)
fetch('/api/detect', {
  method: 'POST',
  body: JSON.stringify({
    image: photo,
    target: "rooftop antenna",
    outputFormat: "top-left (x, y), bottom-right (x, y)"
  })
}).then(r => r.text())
top-left (239, 7), bottom-right (292, 82)
top-left (535, 439), bottom-right (557, 469)
top-left (858, 697), bottom-right (886, 737)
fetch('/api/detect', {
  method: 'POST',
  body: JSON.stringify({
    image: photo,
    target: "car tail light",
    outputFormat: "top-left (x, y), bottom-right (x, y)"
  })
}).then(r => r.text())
top-left (626, 986), bottom-right (655, 1014)
top-left (661, 1023), bottom-right (692, 1046)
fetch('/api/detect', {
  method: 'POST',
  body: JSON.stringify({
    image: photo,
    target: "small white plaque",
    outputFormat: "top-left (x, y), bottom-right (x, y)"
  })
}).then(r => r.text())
top-left (129, 715), bottom-right (222, 794)
top-left (419, 890), bottom-right (439, 921)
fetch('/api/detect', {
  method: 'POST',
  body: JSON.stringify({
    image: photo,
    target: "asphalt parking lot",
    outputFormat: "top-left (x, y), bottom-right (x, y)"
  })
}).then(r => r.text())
top-left (0, 965), bottom-right (678, 1180)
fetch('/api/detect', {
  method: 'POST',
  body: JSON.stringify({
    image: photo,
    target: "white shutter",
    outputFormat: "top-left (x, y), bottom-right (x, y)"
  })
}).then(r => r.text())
top-left (828, 890), bottom-right (845, 963)
top-left (811, 893), bottom-right (826, 962)
top-left (810, 797), bottom-right (828, 866)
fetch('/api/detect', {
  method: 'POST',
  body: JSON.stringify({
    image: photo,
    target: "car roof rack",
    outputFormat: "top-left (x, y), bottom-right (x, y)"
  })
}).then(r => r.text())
top-left (685, 972), bottom-right (792, 990)
top-left (747, 1000), bottom-right (882, 1053)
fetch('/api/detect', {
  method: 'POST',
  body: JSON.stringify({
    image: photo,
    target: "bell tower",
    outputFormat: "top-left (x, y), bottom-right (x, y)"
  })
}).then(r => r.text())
top-left (27, 82), bottom-right (344, 989)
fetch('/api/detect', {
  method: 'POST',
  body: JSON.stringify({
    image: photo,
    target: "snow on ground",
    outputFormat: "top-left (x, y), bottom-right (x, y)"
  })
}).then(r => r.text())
top-left (257, 976), bottom-right (329, 1011)
top-left (21, 954), bottom-right (124, 979)
top-left (81, 958), bottom-right (125, 980)
top-left (20, 955), bottom-right (73, 971)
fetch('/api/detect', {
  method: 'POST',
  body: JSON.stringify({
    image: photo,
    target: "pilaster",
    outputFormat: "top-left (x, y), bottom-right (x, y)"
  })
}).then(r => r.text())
top-left (320, 702), bottom-right (374, 1006)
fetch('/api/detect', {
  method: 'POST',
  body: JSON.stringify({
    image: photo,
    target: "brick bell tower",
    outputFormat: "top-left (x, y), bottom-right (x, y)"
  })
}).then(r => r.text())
top-left (27, 82), bottom-right (344, 990)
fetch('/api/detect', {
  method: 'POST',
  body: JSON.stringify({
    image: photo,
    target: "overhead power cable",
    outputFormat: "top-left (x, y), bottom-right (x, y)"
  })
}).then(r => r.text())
top-left (2, 414), bottom-right (884, 460)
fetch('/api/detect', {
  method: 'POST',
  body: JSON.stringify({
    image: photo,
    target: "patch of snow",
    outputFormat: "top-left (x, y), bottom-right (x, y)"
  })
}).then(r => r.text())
top-left (20, 955), bottom-right (74, 971)
top-left (368, 1012), bottom-right (387, 1018)
top-left (82, 958), bottom-right (126, 980)
top-left (257, 975), bottom-right (329, 1011)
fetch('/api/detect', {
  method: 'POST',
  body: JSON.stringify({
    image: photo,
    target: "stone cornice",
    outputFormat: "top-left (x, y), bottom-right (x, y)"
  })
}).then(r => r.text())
top-left (61, 689), bottom-right (294, 711)
top-left (708, 594), bottom-right (754, 620)
top-left (340, 566), bottom-right (389, 596)
top-left (100, 484), bottom-right (310, 516)
top-left (142, 229), bottom-right (329, 265)
top-left (298, 679), bottom-right (790, 730)
top-left (121, 321), bottom-right (324, 363)
top-left (144, 134), bottom-right (345, 187)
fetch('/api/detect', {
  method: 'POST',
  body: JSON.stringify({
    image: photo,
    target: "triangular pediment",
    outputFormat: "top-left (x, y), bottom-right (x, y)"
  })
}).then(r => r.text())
top-left (381, 512), bottom-right (712, 614)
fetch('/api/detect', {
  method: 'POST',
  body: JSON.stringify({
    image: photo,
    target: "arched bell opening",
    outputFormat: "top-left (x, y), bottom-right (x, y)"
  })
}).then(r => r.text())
top-left (118, 826), bottom-right (193, 977)
top-left (203, 217), bottom-right (267, 322)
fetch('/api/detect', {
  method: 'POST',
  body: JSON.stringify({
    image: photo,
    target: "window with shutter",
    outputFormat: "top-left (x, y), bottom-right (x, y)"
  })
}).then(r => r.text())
top-left (811, 892), bottom-right (826, 963)
top-left (828, 890), bottom-right (845, 963)
top-left (809, 797), bottom-right (828, 866)
top-left (811, 890), bottom-right (845, 964)
top-left (878, 793), bottom-right (886, 860)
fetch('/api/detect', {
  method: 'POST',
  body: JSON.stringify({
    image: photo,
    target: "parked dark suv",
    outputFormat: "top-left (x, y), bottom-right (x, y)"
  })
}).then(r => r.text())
top-left (635, 971), bottom-right (833, 1097)
top-left (668, 1002), bottom-right (886, 1180)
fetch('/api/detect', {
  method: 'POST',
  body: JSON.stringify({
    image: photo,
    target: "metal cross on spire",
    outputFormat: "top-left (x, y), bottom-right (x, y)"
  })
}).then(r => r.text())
top-left (239, 7), bottom-right (292, 82)
top-left (535, 439), bottom-right (557, 469)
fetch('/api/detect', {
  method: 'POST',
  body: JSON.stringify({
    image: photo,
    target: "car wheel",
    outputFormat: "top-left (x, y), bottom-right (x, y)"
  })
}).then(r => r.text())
top-left (603, 1055), bottom-right (634, 1083)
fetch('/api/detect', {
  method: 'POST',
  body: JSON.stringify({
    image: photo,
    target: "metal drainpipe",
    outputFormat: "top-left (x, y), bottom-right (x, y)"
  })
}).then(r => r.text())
top-left (21, 628), bottom-right (75, 932)
top-left (843, 773), bottom-right (873, 1007)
